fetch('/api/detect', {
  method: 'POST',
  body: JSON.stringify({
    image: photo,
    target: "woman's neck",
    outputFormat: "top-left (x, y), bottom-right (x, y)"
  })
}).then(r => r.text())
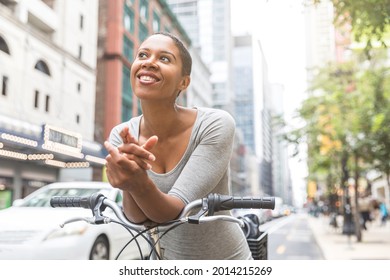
top-left (140, 103), bottom-right (185, 140)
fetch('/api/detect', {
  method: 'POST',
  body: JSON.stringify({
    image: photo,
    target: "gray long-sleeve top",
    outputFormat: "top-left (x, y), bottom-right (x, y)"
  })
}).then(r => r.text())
top-left (109, 107), bottom-right (252, 259)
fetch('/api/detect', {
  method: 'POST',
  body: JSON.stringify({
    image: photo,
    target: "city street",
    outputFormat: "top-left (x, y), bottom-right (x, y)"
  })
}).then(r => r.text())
top-left (264, 214), bottom-right (324, 260)
top-left (261, 214), bottom-right (324, 260)
top-left (260, 212), bottom-right (390, 260)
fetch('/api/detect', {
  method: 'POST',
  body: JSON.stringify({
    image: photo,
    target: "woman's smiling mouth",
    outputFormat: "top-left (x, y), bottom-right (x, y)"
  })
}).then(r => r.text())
top-left (140, 75), bottom-right (157, 82)
top-left (137, 72), bottom-right (161, 84)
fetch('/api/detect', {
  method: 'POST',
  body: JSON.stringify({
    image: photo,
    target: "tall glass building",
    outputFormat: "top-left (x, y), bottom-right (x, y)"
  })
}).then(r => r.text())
top-left (167, 0), bottom-right (234, 111)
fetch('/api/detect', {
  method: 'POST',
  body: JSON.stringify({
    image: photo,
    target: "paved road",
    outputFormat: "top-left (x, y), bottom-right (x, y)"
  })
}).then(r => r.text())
top-left (260, 214), bottom-right (324, 260)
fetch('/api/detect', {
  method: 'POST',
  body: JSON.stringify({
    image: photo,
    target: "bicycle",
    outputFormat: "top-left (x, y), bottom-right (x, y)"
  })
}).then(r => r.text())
top-left (50, 192), bottom-right (275, 260)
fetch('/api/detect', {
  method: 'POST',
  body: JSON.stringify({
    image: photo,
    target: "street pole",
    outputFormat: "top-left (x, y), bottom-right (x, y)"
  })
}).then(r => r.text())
top-left (341, 153), bottom-right (355, 245)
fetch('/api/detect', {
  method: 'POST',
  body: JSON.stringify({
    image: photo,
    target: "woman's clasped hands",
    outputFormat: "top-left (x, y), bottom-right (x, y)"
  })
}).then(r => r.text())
top-left (104, 126), bottom-right (158, 190)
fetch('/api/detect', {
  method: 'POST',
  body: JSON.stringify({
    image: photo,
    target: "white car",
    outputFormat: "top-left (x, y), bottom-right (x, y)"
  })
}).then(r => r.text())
top-left (0, 181), bottom-right (149, 260)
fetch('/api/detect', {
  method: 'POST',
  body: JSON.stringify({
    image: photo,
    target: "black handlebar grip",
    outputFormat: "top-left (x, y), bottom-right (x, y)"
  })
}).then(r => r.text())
top-left (208, 194), bottom-right (275, 213)
top-left (50, 193), bottom-right (104, 209)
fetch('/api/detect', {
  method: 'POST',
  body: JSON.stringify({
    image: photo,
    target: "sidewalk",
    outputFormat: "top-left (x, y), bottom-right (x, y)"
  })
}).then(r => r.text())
top-left (307, 214), bottom-right (390, 260)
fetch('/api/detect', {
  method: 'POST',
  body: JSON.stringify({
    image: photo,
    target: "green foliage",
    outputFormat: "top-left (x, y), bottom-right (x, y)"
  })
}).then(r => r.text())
top-left (286, 56), bottom-right (390, 192)
top-left (333, 0), bottom-right (390, 42)
top-left (308, 0), bottom-right (390, 56)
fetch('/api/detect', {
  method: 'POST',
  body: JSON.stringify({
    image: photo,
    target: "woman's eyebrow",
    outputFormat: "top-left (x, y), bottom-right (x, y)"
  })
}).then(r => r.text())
top-left (137, 48), bottom-right (177, 61)
top-left (160, 51), bottom-right (177, 61)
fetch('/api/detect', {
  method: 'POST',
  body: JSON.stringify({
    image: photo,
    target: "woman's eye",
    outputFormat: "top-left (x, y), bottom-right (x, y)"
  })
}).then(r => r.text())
top-left (138, 52), bottom-right (147, 58)
top-left (160, 56), bottom-right (170, 62)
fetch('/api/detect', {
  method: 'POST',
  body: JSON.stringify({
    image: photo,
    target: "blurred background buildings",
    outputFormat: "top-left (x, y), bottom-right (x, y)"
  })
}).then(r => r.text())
top-left (1, 0), bottom-right (387, 212)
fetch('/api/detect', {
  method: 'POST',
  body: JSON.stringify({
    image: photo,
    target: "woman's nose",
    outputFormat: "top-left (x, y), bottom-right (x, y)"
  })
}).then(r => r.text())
top-left (141, 56), bottom-right (158, 69)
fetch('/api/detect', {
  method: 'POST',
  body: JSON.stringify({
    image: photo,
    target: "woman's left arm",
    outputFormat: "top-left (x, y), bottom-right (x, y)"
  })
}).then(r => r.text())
top-left (168, 110), bottom-right (236, 204)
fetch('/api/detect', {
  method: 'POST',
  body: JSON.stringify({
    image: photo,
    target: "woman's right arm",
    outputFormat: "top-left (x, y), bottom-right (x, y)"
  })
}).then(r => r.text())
top-left (122, 191), bottom-right (148, 223)
top-left (106, 124), bottom-right (151, 223)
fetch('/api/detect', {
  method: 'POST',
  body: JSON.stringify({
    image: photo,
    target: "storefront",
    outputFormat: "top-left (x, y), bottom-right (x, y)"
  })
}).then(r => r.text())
top-left (0, 120), bottom-right (106, 208)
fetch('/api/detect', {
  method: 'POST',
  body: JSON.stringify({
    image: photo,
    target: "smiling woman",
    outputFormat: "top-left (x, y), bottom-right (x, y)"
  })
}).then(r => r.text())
top-left (104, 32), bottom-right (253, 260)
top-left (130, 32), bottom-right (191, 101)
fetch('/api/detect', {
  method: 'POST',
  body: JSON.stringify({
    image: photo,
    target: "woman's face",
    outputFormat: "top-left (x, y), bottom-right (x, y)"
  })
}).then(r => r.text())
top-left (131, 34), bottom-right (189, 101)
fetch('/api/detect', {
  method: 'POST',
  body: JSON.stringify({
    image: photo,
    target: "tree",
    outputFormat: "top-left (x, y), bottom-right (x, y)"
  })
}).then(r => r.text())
top-left (286, 60), bottom-right (389, 241)
top-left (308, 0), bottom-right (390, 56)
top-left (358, 66), bottom-right (390, 186)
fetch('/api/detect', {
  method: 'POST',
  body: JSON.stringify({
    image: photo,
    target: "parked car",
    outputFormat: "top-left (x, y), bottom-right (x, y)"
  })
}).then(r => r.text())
top-left (0, 181), bottom-right (149, 260)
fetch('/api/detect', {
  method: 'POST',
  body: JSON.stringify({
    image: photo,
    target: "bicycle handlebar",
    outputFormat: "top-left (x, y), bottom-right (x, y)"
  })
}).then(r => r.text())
top-left (50, 192), bottom-right (275, 260)
top-left (50, 193), bottom-right (104, 209)
top-left (206, 194), bottom-right (275, 215)
top-left (50, 193), bottom-right (275, 215)
top-left (50, 193), bottom-right (275, 228)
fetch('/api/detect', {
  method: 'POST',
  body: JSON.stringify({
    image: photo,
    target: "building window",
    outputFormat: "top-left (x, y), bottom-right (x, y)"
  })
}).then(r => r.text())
top-left (152, 11), bottom-right (160, 32)
top-left (139, 23), bottom-right (148, 42)
top-left (0, 36), bottom-right (10, 55)
top-left (123, 5), bottom-right (134, 33)
top-left (125, 0), bottom-right (134, 6)
top-left (34, 60), bottom-right (51, 76)
top-left (76, 114), bottom-right (80, 124)
top-left (139, 0), bottom-right (148, 21)
top-left (123, 35), bottom-right (133, 62)
top-left (45, 95), bottom-right (50, 112)
top-left (34, 90), bottom-right (39, 108)
top-left (80, 14), bottom-right (84, 30)
top-left (78, 45), bottom-right (83, 59)
top-left (122, 66), bottom-right (132, 121)
top-left (77, 82), bottom-right (81, 93)
top-left (164, 25), bottom-right (171, 33)
top-left (2, 76), bottom-right (8, 96)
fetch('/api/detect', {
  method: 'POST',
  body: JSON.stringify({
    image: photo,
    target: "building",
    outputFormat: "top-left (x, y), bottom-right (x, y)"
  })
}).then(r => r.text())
top-left (304, 0), bottom-right (336, 82)
top-left (0, 0), bottom-right (103, 207)
top-left (231, 35), bottom-right (257, 195)
top-left (232, 35), bottom-right (256, 153)
top-left (269, 83), bottom-right (293, 205)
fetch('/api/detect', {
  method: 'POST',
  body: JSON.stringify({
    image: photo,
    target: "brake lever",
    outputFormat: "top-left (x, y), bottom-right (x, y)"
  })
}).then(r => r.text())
top-left (59, 216), bottom-right (111, 228)
top-left (198, 215), bottom-right (245, 227)
top-left (187, 198), bottom-right (209, 224)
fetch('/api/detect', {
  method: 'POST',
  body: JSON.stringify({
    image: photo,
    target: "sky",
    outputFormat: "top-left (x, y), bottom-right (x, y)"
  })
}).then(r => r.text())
top-left (230, 0), bottom-right (308, 206)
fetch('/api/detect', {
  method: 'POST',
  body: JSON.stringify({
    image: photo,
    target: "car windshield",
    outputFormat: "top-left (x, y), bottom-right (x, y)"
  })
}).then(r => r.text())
top-left (20, 188), bottom-right (109, 207)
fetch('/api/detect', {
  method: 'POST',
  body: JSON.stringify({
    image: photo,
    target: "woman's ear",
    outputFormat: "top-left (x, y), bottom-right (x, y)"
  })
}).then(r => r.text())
top-left (179, 75), bottom-right (191, 91)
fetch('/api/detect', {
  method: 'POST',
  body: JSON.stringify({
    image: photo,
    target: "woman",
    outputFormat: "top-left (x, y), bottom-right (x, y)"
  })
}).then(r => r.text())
top-left (104, 32), bottom-right (252, 259)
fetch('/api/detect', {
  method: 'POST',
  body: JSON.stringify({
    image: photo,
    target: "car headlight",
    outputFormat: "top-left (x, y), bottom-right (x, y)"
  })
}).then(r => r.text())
top-left (44, 224), bottom-right (89, 241)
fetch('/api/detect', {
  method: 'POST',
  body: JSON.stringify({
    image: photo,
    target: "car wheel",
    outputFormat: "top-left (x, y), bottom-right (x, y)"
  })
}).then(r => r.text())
top-left (89, 235), bottom-right (110, 260)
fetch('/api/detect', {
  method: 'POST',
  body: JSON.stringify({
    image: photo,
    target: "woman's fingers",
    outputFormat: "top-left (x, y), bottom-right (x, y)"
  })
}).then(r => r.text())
top-left (119, 126), bottom-right (137, 144)
top-left (106, 140), bottom-right (153, 171)
top-left (142, 135), bottom-right (159, 151)
top-left (119, 143), bottom-right (155, 162)
top-left (104, 141), bottom-right (121, 161)
top-left (118, 127), bottom-right (156, 161)
top-left (113, 129), bottom-right (158, 170)
top-left (123, 153), bottom-right (152, 170)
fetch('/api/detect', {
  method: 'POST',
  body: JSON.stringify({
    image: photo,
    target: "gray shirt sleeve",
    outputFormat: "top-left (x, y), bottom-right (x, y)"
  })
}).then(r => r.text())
top-left (167, 109), bottom-right (236, 204)
top-left (108, 115), bottom-right (141, 147)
